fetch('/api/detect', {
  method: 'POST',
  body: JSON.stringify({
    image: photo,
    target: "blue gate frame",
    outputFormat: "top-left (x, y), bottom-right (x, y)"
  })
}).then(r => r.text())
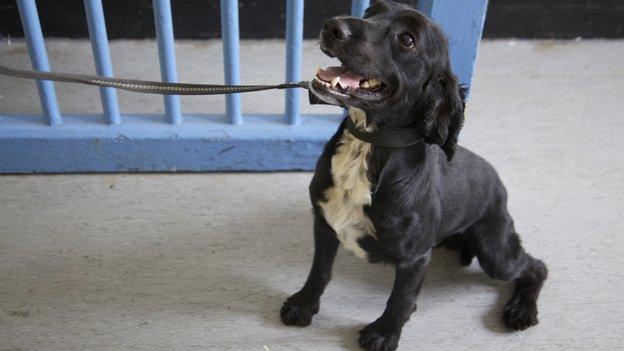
top-left (0, 0), bottom-right (487, 173)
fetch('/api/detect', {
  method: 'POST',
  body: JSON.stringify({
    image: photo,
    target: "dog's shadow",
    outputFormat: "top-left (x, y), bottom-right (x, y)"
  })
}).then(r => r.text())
top-left (212, 215), bottom-right (514, 351)
top-left (6, 203), bottom-right (512, 349)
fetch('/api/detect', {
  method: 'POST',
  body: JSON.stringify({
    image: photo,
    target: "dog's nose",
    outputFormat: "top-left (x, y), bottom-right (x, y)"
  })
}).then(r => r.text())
top-left (324, 18), bottom-right (352, 40)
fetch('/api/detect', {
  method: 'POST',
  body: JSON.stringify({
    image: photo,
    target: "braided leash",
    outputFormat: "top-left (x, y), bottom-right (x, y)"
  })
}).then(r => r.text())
top-left (0, 65), bottom-right (310, 95)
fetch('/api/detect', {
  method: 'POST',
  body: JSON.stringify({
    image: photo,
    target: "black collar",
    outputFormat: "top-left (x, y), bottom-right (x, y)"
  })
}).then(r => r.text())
top-left (346, 117), bottom-right (425, 148)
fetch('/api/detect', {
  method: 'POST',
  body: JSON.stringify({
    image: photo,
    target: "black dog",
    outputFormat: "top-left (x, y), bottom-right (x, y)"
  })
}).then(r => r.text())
top-left (280, 1), bottom-right (547, 350)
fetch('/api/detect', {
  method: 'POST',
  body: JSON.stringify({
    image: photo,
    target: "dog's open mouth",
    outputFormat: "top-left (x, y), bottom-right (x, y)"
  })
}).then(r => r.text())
top-left (310, 66), bottom-right (389, 106)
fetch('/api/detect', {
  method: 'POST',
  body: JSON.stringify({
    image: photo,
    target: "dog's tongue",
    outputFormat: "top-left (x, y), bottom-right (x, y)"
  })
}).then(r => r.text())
top-left (318, 66), bottom-right (364, 89)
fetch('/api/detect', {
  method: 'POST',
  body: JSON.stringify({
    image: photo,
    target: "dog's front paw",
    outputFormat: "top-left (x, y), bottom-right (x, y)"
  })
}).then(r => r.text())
top-left (280, 292), bottom-right (320, 327)
top-left (358, 320), bottom-right (401, 351)
top-left (503, 296), bottom-right (538, 331)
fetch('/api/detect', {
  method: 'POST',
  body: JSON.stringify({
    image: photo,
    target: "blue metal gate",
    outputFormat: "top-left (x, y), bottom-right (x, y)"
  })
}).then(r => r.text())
top-left (0, 0), bottom-right (487, 173)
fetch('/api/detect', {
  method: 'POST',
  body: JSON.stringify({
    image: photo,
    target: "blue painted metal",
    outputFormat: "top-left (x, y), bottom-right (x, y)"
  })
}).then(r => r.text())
top-left (1, 0), bottom-right (489, 173)
top-left (153, 0), bottom-right (182, 125)
top-left (15, 0), bottom-right (62, 126)
top-left (344, 0), bottom-right (370, 118)
top-left (83, 0), bottom-right (121, 125)
top-left (220, 0), bottom-right (243, 124)
top-left (284, 0), bottom-right (304, 125)
top-left (351, 0), bottom-right (370, 18)
top-left (0, 114), bottom-right (342, 173)
top-left (417, 0), bottom-right (488, 89)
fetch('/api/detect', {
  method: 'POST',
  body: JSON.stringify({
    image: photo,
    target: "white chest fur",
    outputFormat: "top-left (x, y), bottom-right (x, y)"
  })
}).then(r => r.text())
top-left (319, 107), bottom-right (376, 259)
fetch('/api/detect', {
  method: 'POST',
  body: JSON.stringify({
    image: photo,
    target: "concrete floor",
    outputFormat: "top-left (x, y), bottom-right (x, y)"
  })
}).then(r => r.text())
top-left (1, 39), bottom-right (624, 350)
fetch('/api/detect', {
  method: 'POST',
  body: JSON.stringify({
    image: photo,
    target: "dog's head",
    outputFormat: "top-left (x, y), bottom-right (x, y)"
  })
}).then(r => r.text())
top-left (310, 0), bottom-right (465, 160)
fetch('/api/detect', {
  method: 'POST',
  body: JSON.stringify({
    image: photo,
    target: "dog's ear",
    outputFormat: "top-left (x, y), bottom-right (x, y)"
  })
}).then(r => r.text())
top-left (420, 71), bottom-right (466, 161)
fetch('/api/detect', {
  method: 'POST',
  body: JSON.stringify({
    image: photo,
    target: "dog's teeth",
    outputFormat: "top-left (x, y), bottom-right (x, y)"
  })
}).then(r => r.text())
top-left (330, 77), bottom-right (340, 88)
top-left (368, 79), bottom-right (381, 87)
top-left (361, 81), bottom-right (370, 89)
top-left (324, 81), bottom-right (330, 87)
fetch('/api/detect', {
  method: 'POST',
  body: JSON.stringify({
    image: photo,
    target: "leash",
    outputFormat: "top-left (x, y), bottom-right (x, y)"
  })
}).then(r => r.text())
top-left (1, 64), bottom-right (426, 148)
top-left (0, 65), bottom-right (310, 95)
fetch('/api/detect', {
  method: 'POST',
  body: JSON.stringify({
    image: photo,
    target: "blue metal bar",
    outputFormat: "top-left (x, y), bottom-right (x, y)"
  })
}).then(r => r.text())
top-left (83, 0), bottom-right (121, 125)
top-left (342, 1), bottom-right (370, 118)
top-left (0, 113), bottom-right (342, 173)
top-left (15, 0), bottom-right (62, 125)
top-left (220, 0), bottom-right (242, 125)
top-left (416, 0), bottom-right (488, 90)
top-left (153, 0), bottom-right (182, 124)
top-left (351, 0), bottom-right (370, 18)
top-left (284, 0), bottom-right (304, 125)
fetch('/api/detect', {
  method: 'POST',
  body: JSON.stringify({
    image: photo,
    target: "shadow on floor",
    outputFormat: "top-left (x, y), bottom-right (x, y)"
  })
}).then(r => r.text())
top-left (2, 203), bottom-right (515, 350)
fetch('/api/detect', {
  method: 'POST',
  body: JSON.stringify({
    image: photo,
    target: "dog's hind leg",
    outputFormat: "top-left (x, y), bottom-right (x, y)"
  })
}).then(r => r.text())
top-left (280, 215), bottom-right (339, 327)
top-left (469, 211), bottom-right (548, 331)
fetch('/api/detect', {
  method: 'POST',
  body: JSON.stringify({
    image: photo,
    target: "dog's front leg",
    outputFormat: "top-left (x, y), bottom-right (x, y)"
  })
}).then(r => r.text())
top-left (359, 250), bottom-right (432, 351)
top-left (280, 215), bottom-right (339, 326)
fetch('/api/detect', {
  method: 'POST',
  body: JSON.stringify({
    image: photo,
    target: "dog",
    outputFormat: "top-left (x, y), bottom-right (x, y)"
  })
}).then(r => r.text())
top-left (280, 1), bottom-right (548, 350)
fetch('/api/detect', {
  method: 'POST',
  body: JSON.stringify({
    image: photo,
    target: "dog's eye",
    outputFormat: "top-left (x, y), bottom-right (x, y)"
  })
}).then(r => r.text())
top-left (398, 33), bottom-right (415, 48)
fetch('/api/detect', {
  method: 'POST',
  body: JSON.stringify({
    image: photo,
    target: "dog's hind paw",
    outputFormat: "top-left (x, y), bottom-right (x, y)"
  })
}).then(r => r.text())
top-left (503, 297), bottom-right (539, 331)
top-left (358, 321), bottom-right (401, 351)
top-left (280, 293), bottom-right (319, 327)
